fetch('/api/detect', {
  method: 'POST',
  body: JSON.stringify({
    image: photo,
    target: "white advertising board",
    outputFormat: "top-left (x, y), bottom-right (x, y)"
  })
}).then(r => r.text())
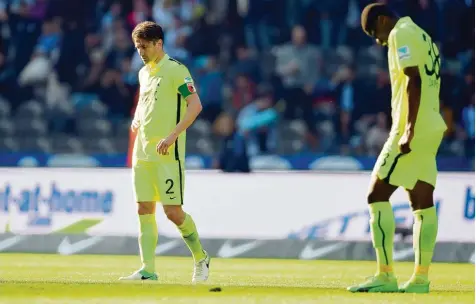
top-left (0, 169), bottom-right (473, 242)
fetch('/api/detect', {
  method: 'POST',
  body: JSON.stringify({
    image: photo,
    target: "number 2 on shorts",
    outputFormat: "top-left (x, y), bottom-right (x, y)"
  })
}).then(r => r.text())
top-left (165, 179), bottom-right (174, 194)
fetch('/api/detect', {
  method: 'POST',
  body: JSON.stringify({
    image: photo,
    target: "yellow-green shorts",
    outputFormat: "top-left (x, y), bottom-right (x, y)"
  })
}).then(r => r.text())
top-left (372, 132), bottom-right (444, 190)
top-left (132, 159), bottom-right (184, 205)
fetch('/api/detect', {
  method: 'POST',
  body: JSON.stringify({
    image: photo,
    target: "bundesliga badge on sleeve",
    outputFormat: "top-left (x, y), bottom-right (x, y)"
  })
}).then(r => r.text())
top-left (185, 77), bottom-right (196, 93)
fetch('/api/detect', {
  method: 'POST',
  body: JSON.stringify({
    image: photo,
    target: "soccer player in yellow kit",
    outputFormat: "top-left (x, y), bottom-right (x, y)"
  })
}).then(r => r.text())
top-left (348, 3), bottom-right (447, 293)
top-left (119, 21), bottom-right (210, 283)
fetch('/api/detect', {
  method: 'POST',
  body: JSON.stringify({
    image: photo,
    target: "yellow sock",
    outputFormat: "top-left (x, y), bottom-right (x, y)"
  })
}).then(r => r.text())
top-left (177, 213), bottom-right (206, 262)
top-left (413, 207), bottom-right (438, 280)
top-left (368, 202), bottom-right (395, 275)
top-left (138, 214), bottom-right (158, 273)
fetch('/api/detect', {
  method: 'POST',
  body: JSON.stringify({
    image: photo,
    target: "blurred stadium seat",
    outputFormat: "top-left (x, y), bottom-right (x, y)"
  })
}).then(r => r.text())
top-left (17, 137), bottom-right (52, 153)
top-left (51, 135), bottom-right (84, 154)
top-left (77, 119), bottom-right (113, 138)
top-left (15, 119), bottom-right (48, 137)
top-left (15, 100), bottom-right (45, 120)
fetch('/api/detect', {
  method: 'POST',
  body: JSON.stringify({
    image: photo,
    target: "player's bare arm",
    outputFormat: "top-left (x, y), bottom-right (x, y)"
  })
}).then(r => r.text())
top-left (156, 93), bottom-right (203, 155)
top-left (399, 66), bottom-right (422, 154)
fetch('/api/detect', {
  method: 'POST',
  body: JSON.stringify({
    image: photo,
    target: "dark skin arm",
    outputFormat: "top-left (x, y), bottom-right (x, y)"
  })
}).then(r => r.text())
top-left (399, 66), bottom-right (421, 154)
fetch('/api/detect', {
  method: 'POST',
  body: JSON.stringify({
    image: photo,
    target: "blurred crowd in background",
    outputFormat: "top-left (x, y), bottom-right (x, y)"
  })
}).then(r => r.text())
top-left (0, 0), bottom-right (474, 171)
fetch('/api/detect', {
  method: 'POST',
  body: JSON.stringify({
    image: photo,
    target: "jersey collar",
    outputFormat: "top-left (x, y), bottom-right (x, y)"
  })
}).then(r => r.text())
top-left (147, 53), bottom-right (169, 74)
top-left (394, 16), bottom-right (412, 29)
top-left (388, 17), bottom-right (412, 46)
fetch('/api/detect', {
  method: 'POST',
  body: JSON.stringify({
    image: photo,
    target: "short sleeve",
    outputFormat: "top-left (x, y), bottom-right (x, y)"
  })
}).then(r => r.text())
top-left (393, 29), bottom-right (420, 70)
top-left (174, 65), bottom-right (197, 99)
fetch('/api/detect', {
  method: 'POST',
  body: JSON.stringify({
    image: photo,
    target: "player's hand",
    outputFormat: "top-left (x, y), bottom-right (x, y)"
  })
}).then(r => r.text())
top-left (398, 129), bottom-right (414, 154)
top-left (156, 133), bottom-right (178, 156)
top-left (131, 120), bottom-right (140, 133)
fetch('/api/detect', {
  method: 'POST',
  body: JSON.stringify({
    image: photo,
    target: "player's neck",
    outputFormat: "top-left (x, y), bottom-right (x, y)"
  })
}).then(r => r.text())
top-left (386, 18), bottom-right (398, 33)
top-left (147, 51), bottom-right (166, 69)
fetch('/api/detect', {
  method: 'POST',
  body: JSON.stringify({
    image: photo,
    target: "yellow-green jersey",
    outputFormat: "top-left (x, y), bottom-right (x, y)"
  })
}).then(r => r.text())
top-left (133, 54), bottom-right (196, 163)
top-left (387, 17), bottom-right (447, 140)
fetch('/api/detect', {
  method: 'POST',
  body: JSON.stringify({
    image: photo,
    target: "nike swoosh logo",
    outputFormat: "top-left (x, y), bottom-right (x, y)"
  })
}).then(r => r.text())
top-left (57, 236), bottom-right (103, 255)
top-left (357, 284), bottom-right (387, 292)
top-left (393, 247), bottom-right (414, 261)
top-left (0, 235), bottom-right (27, 251)
top-left (141, 275), bottom-right (154, 280)
top-left (299, 242), bottom-right (347, 260)
top-left (217, 240), bottom-right (264, 258)
top-left (155, 240), bottom-right (181, 255)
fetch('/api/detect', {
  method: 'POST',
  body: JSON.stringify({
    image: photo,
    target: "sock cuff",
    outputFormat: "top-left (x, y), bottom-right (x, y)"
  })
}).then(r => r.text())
top-left (368, 201), bottom-right (391, 213)
top-left (139, 214), bottom-right (156, 223)
top-left (178, 213), bottom-right (196, 237)
top-left (178, 213), bottom-right (190, 229)
top-left (413, 206), bottom-right (437, 218)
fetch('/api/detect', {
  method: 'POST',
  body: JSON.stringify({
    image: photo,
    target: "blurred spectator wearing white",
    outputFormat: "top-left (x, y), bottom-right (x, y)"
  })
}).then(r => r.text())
top-left (19, 18), bottom-right (61, 87)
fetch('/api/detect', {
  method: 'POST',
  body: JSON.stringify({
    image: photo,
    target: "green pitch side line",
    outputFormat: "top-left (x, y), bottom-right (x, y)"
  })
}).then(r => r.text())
top-left (53, 219), bottom-right (103, 234)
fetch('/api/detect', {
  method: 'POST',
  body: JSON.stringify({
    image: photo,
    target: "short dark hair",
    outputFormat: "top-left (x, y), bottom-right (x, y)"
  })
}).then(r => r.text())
top-left (361, 3), bottom-right (396, 36)
top-left (132, 21), bottom-right (164, 42)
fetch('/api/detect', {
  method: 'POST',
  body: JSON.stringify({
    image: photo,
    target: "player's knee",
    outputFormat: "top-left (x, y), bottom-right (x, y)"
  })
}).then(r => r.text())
top-left (163, 206), bottom-right (184, 225)
top-left (137, 202), bottom-right (155, 215)
top-left (367, 178), bottom-right (395, 204)
top-left (409, 195), bottom-right (433, 211)
top-left (408, 181), bottom-right (435, 211)
top-left (367, 191), bottom-right (380, 204)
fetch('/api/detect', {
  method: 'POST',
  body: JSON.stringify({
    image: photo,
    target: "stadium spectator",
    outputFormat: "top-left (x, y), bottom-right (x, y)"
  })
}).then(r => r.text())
top-left (18, 18), bottom-right (60, 87)
top-left (0, 0), bottom-right (472, 166)
top-left (364, 112), bottom-right (389, 156)
top-left (75, 48), bottom-right (105, 96)
top-left (152, 0), bottom-right (178, 31)
top-left (0, 0), bottom-right (6, 22)
top-left (214, 112), bottom-right (250, 173)
top-left (231, 73), bottom-right (256, 114)
top-left (238, 0), bottom-right (272, 52)
top-left (228, 45), bottom-right (261, 84)
top-left (98, 69), bottom-right (131, 121)
top-left (100, 1), bottom-right (124, 53)
top-left (127, 0), bottom-right (151, 30)
top-left (461, 96), bottom-right (475, 158)
top-left (195, 55), bottom-right (223, 123)
top-left (314, 0), bottom-right (350, 49)
top-left (331, 65), bottom-right (359, 150)
top-left (162, 14), bottom-right (193, 63)
top-left (274, 25), bottom-right (320, 148)
top-left (236, 83), bottom-right (278, 156)
top-left (184, 14), bottom-right (221, 58)
top-left (106, 27), bottom-right (135, 71)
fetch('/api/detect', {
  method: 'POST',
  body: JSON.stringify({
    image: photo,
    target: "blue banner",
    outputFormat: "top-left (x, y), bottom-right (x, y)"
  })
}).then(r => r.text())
top-left (0, 153), bottom-right (472, 172)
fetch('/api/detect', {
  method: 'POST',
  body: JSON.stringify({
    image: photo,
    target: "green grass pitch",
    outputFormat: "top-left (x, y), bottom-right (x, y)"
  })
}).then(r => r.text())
top-left (0, 253), bottom-right (474, 303)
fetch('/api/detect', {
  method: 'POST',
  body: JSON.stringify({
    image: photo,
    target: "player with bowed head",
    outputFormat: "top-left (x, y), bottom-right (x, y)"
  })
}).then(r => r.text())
top-left (119, 21), bottom-right (210, 284)
top-left (348, 3), bottom-right (446, 294)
